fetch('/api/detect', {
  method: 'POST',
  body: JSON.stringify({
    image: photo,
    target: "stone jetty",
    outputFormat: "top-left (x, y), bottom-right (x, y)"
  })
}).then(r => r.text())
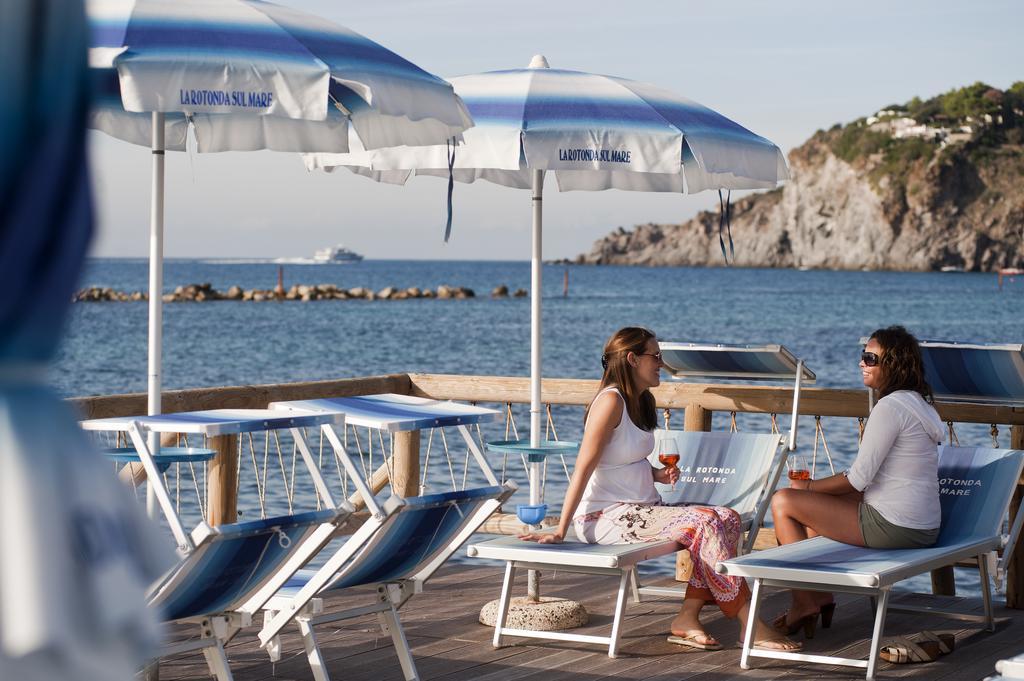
top-left (72, 283), bottom-right (501, 302)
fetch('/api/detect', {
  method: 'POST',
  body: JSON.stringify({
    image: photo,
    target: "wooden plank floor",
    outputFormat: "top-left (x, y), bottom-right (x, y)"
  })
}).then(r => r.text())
top-left (158, 565), bottom-right (1021, 681)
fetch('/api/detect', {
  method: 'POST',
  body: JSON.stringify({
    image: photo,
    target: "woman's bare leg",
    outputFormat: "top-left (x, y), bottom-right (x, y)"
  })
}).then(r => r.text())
top-left (771, 489), bottom-right (864, 624)
top-left (737, 603), bottom-right (802, 650)
top-left (670, 597), bottom-right (719, 646)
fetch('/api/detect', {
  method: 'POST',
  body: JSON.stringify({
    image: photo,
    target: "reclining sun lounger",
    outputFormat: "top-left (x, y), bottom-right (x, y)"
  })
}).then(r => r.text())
top-left (719, 445), bottom-right (1024, 680)
top-left (467, 342), bottom-right (812, 656)
top-left (260, 394), bottom-right (515, 681)
top-left (80, 409), bottom-right (355, 681)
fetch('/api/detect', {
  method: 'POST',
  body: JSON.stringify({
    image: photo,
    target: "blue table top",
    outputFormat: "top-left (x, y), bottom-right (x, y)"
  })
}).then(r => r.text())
top-left (80, 408), bottom-right (345, 435)
top-left (268, 393), bottom-right (502, 432)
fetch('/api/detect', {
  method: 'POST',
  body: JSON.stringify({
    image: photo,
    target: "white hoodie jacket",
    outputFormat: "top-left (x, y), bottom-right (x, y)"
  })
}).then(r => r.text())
top-left (847, 390), bottom-right (946, 529)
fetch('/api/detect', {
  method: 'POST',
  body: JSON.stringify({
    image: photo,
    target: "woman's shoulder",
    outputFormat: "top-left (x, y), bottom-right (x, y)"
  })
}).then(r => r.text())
top-left (589, 387), bottom-right (625, 422)
top-left (877, 391), bottom-right (944, 437)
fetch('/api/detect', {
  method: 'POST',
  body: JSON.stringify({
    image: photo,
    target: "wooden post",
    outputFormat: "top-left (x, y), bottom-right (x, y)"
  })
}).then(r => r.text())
top-left (683, 402), bottom-right (713, 433)
top-left (392, 430), bottom-right (420, 498)
top-left (346, 431), bottom-right (421, 510)
top-left (1007, 425), bottom-right (1024, 608)
top-left (676, 403), bottom-right (712, 581)
top-left (206, 434), bottom-right (239, 526)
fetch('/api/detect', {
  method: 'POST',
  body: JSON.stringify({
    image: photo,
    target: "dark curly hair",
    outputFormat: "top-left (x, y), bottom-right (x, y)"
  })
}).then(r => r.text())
top-left (586, 327), bottom-right (658, 431)
top-left (869, 325), bottom-right (933, 402)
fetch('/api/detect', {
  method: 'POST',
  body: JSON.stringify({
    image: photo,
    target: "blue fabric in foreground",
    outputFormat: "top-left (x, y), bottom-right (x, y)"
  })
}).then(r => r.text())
top-left (0, 0), bottom-right (93, 364)
top-left (0, 3), bottom-right (170, 674)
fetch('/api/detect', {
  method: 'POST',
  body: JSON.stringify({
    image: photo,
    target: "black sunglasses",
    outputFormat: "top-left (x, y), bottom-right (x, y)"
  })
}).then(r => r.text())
top-left (639, 351), bottom-right (663, 362)
top-left (861, 351), bottom-right (880, 367)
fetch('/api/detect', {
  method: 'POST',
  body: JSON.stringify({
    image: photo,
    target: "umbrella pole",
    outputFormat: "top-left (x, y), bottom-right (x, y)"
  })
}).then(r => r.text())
top-left (146, 112), bottom-right (166, 519)
top-left (528, 168), bottom-right (544, 601)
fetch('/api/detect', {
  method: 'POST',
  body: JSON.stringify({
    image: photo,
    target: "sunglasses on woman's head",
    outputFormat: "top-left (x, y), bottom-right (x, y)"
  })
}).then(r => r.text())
top-left (861, 351), bottom-right (879, 367)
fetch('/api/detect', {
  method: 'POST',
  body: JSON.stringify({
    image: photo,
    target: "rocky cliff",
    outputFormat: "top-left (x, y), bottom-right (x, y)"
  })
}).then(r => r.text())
top-left (576, 83), bottom-right (1024, 271)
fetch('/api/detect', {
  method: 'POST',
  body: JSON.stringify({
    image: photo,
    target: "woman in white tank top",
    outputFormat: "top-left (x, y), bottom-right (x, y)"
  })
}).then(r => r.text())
top-left (520, 328), bottom-right (800, 653)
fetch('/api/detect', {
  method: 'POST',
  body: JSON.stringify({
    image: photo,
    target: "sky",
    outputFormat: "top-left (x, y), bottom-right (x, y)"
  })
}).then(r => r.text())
top-left (87, 0), bottom-right (1024, 261)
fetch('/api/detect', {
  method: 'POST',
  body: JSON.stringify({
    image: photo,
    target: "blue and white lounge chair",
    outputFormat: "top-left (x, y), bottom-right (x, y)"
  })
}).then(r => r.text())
top-left (260, 394), bottom-right (515, 681)
top-left (80, 409), bottom-right (354, 681)
top-left (719, 445), bottom-right (1024, 680)
top-left (467, 343), bottom-right (812, 657)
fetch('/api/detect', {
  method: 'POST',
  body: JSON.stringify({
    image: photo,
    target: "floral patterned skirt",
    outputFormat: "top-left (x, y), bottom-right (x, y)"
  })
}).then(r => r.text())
top-left (574, 503), bottom-right (750, 618)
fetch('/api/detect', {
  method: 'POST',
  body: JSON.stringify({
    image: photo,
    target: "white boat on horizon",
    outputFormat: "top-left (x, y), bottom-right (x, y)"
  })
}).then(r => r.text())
top-left (312, 245), bottom-right (364, 264)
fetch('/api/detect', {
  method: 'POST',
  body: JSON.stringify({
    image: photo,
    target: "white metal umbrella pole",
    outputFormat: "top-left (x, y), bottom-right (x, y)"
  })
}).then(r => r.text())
top-left (528, 168), bottom-right (545, 601)
top-left (146, 111), bottom-right (165, 518)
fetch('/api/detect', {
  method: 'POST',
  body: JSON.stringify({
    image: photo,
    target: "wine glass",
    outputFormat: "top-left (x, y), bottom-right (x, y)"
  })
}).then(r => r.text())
top-left (657, 436), bottom-right (681, 491)
top-left (788, 454), bottom-right (811, 482)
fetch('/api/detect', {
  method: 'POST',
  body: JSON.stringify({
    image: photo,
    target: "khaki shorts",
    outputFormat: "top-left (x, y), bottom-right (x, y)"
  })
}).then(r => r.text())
top-left (859, 503), bottom-right (939, 549)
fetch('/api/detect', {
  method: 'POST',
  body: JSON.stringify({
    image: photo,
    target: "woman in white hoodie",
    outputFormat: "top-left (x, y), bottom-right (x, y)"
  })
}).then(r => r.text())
top-left (770, 325), bottom-right (944, 637)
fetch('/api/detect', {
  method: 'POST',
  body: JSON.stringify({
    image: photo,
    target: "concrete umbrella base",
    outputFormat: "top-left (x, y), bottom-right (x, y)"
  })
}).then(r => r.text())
top-left (479, 596), bottom-right (589, 630)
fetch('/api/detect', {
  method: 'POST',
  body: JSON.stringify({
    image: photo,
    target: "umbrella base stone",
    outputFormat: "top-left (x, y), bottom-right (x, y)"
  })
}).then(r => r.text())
top-left (479, 596), bottom-right (588, 630)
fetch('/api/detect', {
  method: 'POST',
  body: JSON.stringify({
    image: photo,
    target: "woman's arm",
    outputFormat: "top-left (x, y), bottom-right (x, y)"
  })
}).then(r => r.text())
top-left (845, 399), bottom-right (902, 493)
top-left (520, 391), bottom-right (621, 543)
top-left (790, 470), bottom-right (857, 495)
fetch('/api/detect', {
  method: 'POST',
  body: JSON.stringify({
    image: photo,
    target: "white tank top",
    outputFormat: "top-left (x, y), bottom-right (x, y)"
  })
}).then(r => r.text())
top-left (576, 387), bottom-right (660, 517)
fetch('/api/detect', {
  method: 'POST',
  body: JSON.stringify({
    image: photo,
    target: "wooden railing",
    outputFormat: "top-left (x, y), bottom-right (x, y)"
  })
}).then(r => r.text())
top-left (71, 372), bottom-right (1024, 604)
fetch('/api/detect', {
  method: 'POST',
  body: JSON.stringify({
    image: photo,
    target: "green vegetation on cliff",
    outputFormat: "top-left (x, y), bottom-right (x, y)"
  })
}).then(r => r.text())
top-left (810, 81), bottom-right (1024, 197)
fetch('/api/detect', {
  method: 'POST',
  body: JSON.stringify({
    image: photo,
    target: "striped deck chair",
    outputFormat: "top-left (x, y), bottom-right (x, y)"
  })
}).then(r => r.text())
top-left (719, 445), bottom-right (1024, 680)
top-left (258, 394), bottom-right (515, 681)
top-left (80, 409), bottom-right (355, 681)
top-left (258, 484), bottom-right (515, 681)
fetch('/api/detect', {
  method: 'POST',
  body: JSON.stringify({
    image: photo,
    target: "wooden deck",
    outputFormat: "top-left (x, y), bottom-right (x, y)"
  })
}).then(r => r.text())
top-left (159, 565), bottom-right (1020, 681)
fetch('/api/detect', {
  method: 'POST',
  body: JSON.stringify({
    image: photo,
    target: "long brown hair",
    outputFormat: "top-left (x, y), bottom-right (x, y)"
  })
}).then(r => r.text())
top-left (870, 325), bottom-right (934, 402)
top-left (585, 327), bottom-right (658, 431)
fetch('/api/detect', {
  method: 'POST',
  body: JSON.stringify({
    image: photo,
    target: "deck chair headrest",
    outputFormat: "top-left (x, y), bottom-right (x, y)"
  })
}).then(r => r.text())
top-left (937, 446), bottom-right (1024, 545)
top-left (650, 430), bottom-right (782, 515)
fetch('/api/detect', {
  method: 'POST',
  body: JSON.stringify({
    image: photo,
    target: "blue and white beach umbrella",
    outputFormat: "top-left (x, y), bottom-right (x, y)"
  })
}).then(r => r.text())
top-left (87, 0), bottom-right (474, 420)
top-left (308, 56), bottom-right (789, 454)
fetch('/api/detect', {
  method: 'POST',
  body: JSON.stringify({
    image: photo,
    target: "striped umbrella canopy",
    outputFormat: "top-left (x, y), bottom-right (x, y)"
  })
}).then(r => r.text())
top-left (307, 55), bottom-right (789, 453)
top-left (89, 0), bottom-right (473, 152)
top-left (311, 56), bottom-right (787, 194)
top-left (85, 0), bottom-right (473, 422)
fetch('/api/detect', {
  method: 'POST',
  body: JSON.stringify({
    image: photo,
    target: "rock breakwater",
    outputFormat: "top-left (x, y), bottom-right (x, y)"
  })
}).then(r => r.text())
top-left (73, 282), bottom-right (532, 302)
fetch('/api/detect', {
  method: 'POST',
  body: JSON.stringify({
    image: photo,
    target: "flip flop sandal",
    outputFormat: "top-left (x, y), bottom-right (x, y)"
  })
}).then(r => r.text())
top-left (735, 638), bottom-right (804, 652)
top-left (667, 633), bottom-right (723, 651)
top-left (879, 636), bottom-right (940, 664)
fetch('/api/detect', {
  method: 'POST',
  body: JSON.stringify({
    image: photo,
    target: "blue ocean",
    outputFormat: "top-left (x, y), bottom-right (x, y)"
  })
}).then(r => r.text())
top-left (61, 259), bottom-right (1021, 590)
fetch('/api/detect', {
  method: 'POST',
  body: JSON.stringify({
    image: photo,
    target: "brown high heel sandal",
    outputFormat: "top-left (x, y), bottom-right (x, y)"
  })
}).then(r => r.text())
top-left (820, 602), bottom-right (836, 629)
top-left (771, 611), bottom-right (819, 639)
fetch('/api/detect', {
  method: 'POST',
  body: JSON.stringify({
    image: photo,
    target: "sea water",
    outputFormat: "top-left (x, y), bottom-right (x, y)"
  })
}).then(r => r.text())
top-left (59, 259), bottom-right (1022, 591)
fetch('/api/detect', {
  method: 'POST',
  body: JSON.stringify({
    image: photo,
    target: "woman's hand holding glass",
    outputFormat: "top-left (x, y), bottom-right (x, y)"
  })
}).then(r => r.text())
top-left (653, 464), bottom-right (680, 486)
top-left (657, 437), bottom-right (681, 491)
